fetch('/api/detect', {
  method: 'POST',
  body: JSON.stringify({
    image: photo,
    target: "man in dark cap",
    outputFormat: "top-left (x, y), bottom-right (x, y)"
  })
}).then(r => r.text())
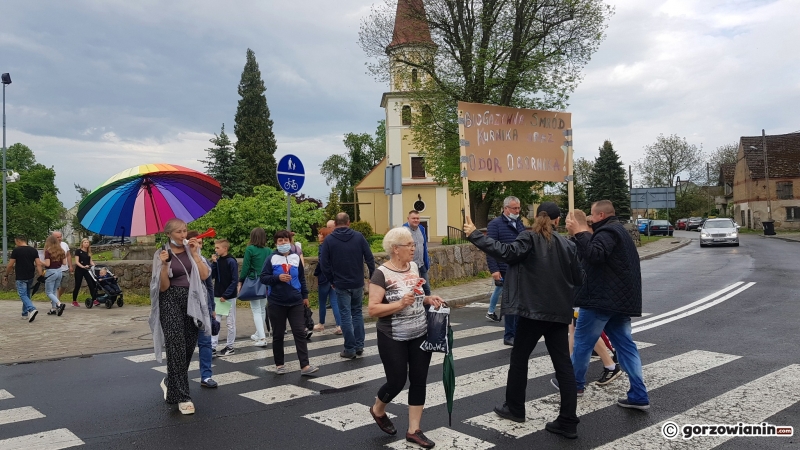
top-left (464, 202), bottom-right (584, 439)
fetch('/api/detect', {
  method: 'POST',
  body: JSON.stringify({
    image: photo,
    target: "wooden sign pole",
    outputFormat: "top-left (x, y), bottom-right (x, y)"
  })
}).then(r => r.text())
top-left (566, 129), bottom-right (574, 213)
top-left (458, 108), bottom-right (471, 223)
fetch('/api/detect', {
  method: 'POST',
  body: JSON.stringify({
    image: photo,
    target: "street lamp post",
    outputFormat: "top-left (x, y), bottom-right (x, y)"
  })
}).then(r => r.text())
top-left (1, 73), bottom-right (11, 264)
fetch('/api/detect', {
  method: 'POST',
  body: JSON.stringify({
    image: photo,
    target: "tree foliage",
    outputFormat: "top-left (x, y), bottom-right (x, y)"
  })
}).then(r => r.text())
top-left (190, 185), bottom-right (325, 256)
top-left (201, 124), bottom-right (247, 198)
top-left (359, 0), bottom-right (613, 227)
top-left (634, 134), bottom-right (704, 188)
top-left (707, 142), bottom-right (738, 185)
top-left (587, 140), bottom-right (630, 219)
top-left (71, 184), bottom-right (94, 241)
top-left (320, 121), bottom-right (386, 220)
top-left (4, 143), bottom-right (64, 245)
top-left (324, 190), bottom-right (341, 221)
top-left (234, 48), bottom-right (279, 193)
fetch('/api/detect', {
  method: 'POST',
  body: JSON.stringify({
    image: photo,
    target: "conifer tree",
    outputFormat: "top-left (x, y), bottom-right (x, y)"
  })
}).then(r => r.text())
top-left (587, 140), bottom-right (631, 219)
top-left (201, 124), bottom-right (246, 199)
top-left (324, 191), bottom-right (341, 221)
top-left (234, 48), bottom-right (279, 192)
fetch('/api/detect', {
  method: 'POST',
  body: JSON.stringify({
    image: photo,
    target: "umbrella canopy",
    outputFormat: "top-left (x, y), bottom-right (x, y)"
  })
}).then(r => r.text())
top-left (77, 164), bottom-right (221, 237)
top-left (443, 324), bottom-right (455, 426)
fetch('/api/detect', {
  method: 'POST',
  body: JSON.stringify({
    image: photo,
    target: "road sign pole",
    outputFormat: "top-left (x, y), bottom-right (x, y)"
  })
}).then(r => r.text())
top-left (287, 193), bottom-right (291, 232)
top-left (276, 154), bottom-right (305, 232)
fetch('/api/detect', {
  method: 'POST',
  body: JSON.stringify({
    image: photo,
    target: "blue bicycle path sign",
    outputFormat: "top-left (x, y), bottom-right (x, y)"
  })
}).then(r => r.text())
top-left (277, 154), bottom-right (305, 194)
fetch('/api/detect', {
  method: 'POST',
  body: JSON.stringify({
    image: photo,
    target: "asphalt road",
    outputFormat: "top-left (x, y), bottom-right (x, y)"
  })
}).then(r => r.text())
top-left (1, 230), bottom-right (798, 449)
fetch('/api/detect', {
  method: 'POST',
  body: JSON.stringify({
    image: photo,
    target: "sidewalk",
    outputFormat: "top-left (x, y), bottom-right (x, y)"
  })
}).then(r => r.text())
top-left (0, 237), bottom-right (690, 364)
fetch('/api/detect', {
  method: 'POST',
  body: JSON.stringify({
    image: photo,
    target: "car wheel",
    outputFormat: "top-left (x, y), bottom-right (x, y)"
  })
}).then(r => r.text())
top-left (734, 242), bottom-right (739, 247)
top-left (700, 243), bottom-right (706, 247)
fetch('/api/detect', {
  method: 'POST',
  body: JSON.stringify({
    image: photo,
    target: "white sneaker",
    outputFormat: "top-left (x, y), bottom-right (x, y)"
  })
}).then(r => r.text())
top-left (251, 334), bottom-right (259, 341)
top-left (254, 339), bottom-right (268, 347)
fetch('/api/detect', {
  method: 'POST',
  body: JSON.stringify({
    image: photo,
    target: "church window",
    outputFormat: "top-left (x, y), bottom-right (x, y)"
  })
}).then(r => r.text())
top-left (402, 105), bottom-right (412, 126)
top-left (411, 156), bottom-right (426, 178)
top-left (411, 69), bottom-right (418, 83)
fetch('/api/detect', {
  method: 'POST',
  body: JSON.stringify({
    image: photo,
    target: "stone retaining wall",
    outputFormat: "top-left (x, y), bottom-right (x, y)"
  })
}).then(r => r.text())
top-left (1, 243), bottom-right (490, 292)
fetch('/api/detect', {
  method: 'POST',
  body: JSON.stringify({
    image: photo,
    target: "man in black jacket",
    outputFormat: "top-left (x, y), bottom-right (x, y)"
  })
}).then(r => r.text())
top-left (565, 200), bottom-right (650, 411)
top-left (466, 202), bottom-right (584, 439)
top-left (320, 212), bottom-right (376, 359)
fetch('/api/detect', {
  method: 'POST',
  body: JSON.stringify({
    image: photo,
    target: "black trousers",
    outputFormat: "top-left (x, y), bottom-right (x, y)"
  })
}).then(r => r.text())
top-left (159, 286), bottom-right (199, 404)
top-left (268, 302), bottom-right (309, 367)
top-left (377, 332), bottom-right (432, 406)
top-left (506, 317), bottom-right (579, 430)
top-left (72, 267), bottom-right (97, 301)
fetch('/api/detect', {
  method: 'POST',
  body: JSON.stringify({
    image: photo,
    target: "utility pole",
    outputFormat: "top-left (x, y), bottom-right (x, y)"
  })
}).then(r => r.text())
top-left (763, 129), bottom-right (772, 221)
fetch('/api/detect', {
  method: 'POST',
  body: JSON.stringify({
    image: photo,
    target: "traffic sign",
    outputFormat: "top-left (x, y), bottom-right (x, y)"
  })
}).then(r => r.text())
top-left (630, 187), bottom-right (676, 209)
top-left (277, 154), bottom-right (305, 194)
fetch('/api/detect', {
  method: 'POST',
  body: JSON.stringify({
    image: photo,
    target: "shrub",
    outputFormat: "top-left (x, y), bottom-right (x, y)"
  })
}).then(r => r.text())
top-left (370, 240), bottom-right (385, 253)
top-left (368, 234), bottom-right (385, 244)
top-left (350, 221), bottom-right (374, 240)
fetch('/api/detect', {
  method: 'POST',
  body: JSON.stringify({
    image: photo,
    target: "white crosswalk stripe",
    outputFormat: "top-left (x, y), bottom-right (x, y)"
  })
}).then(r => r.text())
top-left (240, 385), bottom-right (317, 406)
top-left (385, 427), bottom-right (495, 449)
top-left (0, 406), bottom-right (45, 425)
top-left (304, 403), bottom-right (397, 431)
top-left (0, 428), bottom-right (84, 450)
top-left (192, 371), bottom-right (258, 386)
top-left (596, 364), bottom-right (800, 449)
top-left (0, 389), bottom-right (14, 400)
top-left (152, 361), bottom-right (213, 373)
top-left (464, 350), bottom-right (741, 438)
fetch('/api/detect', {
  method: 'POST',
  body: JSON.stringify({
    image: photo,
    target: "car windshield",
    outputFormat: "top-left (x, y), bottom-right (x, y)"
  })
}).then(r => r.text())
top-left (652, 220), bottom-right (670, 225)
top-left (704, 220), bottom-right (734, 229)
top-left (638, 219), bottom-right (649, 224)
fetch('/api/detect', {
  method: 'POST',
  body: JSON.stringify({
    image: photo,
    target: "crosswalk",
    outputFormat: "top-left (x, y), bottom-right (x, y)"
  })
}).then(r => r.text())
top-left (0, 390), bottom-right (83, 450)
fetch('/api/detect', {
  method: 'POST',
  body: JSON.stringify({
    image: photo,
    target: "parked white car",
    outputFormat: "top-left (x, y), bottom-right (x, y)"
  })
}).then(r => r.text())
top-left (699, 219), bottom-right (739, 247)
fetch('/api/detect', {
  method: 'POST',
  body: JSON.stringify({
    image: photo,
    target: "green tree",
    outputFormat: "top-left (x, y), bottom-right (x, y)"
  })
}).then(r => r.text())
top-left (587, 140), bottom-right (630, 219)
top-left (320, 121), bottom-right (386, 221)
top-left (633, 134), bottom-right (704, 187)
top-left (201, 124), bottom-right (246, 198)
top-left (324, 191), bottom-right (341, 221)
top-left (4, 143), bottom-right (64, 245)
top-left (234, 49), bottom-right (278, 193)
top-left (71, 183), bottom-right (94, 241)
top-left (190, 185), bottom-right (325, 256)
top-left (359, 0), bottom-right (613, 227)
top-left (707, 142), bottom-right (738, 185)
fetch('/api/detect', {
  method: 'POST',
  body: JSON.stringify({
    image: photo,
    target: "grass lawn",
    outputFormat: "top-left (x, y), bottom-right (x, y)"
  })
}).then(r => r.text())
top-left (640, 235), bottom-right (674, 244)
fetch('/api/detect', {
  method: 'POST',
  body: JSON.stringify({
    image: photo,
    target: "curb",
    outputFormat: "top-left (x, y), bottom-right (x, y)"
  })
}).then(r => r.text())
top-left (639, 238), bottom-right (692, 261)
top-left (755, 234), bottom-right (800, 243)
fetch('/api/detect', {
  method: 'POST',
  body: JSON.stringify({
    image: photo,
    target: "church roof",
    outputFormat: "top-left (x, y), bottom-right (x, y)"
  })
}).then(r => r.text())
top-left (387, 0), bottom-right (435, 52)
top-left (741, 132), bottom-right (800, 180)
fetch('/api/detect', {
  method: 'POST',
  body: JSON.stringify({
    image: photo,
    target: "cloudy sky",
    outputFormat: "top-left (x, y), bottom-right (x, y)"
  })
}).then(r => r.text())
top-left (1, 0), bottom-right (798, 209)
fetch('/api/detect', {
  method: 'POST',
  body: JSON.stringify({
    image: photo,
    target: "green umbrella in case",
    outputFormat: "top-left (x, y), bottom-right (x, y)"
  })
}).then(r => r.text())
top-left (442, 324), bottom-right (456, 426)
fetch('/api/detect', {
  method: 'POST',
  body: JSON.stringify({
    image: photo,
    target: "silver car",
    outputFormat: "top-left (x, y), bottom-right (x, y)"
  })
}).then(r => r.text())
top-left (699, 218), bottom-right (739, 247)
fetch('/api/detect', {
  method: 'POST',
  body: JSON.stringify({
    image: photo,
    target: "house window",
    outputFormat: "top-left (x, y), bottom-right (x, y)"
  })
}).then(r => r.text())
top-left (776, 181), bottom-right (793, 200)
top-left (402, 105), bottom-right (412, 126)
top-left (787, 207), bottom-right (800, 221)
top-left (411, 156), bottom-right (426, 178)
top-left (411, 69), bottom-right (418, 83)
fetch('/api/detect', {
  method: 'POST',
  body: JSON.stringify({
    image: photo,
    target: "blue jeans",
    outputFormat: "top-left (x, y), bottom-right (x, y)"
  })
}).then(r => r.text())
top-left (418, 267), bottom-right (431, 296)
top-left (318, 282), bottom-right (340, 326)
top-left (336, 287), bottom-right (365, 354)
top-left (504, 313), bottom-right (518, 341)
top-left (44, 269), bottom-right (63, 309)
top-left (488, 285), bottom-right (502, 314)
top-left (197, 326), bottom-right (213, 381)
top-left (572, 307), bottom-right (649, 404)
top-left (17, 279), bottom-right (36, 316)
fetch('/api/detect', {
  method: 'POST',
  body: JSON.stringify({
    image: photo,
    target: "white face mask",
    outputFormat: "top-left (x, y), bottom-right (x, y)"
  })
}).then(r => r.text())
top-left (277, 244), bottom-right (292, 254)
top-left (508, 213), bottom-right (519, 220)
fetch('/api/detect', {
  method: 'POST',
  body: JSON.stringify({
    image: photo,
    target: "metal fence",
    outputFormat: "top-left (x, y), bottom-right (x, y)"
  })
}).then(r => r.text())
top-left (446, 226), bottom-right (468, 245)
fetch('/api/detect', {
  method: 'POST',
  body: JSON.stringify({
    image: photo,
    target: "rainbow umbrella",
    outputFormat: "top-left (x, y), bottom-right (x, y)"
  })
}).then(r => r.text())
top-left (77, 164), bottom-right (221, 236)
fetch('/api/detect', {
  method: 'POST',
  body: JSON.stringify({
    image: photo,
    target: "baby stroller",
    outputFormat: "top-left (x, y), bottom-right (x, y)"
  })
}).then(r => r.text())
top-left (85, 265), bottom-right (124, 309)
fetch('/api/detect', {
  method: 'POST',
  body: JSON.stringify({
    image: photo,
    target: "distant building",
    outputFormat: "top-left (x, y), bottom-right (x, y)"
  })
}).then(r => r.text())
top-left (716, 163), bottom-right (736, 217)
top-left (733, 132), bottom-right (800, 230)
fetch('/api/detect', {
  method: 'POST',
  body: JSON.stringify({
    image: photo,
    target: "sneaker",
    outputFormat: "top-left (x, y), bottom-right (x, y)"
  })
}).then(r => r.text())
top-left (160, 378), bottom-right (167, 400)
top-left (93, 300), bottom-right (101, 306)
top-left (219, 346), bottom-right (235, 356)
top-left (503, 339), bottom-right (514, 346)
top-left (612, 350), bottom-right (618, 364)
top-left (47, 309), bottom-right (57, 315)
top-left (211, 348), bottom-right (218, 357)
top-left (493, 403), bottom-right (525, 423)
top-left (340, 351), bottom-right (357, 359)
top-left (57, 303), bottom-right (66, 316)
top-left (617, 397), bottom-right (650, 410)
top-left (370, 404), bottom-right (397, 435)
top-left (596, 365), bottom-right (623, 386)
top-left (355, 348), bottom-right (364, 356)
top-left (251, 334), bottom-right (259, 342)
top-left (28, 310), bottom-right (38, 323)
top-left (275, 366), bottom-right (287, 375)
top-left (301, 365), bottom-right (319, 376)
top-left (486, 312), bottom-right (500, 322)
top-left (545, 421), bottom-right (578, 439)
top-left (405, 430), bottom-right (435, 449)
top-left (21, 314), bottom-right (28, 320)
top-left (72, 301), bottom-right (80, 307)
top-left (253, 339), bottom-right (269, 348)
top-left (178, 401), bottom-right (195, 415)
top-left (305, 330), bottom-right (314, 340)
top-left (550, 378), bottom-right (584, 397)
top-left (201, 378), bottom-right (218, 388)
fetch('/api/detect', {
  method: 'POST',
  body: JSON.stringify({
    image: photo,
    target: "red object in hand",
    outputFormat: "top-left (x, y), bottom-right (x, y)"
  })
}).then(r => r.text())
top-left (282, 263), bottom-right (290, 274)
top-left (195, 228), bottom-right (216, 240)
top-left (413, 277), bottom-right (425, 295)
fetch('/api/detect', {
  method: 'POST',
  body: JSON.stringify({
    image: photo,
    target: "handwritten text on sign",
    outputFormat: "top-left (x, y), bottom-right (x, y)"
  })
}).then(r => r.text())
top-left (458, 102), bottom-right (572, 182)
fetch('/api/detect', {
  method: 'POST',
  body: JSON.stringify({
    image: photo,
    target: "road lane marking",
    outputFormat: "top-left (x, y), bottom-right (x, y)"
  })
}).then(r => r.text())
top-left (226, 332), bottom-right (379, 364)
top-left (395, 342), bottom-right (655, 407)
top-left (0, 428), bottom-right (84, 450)
top-left (264, 326), bottom-right (501, 374)
top-left (596, 364), bottom-right (800, 449)
top-left (385, 427), bottom-right (495, 449)
top-left (240, 385), bottom-right (316, 406)
top-left (0, 389), bottom-right (13, 400)
top-left (0, 406), bottom-right (45, 425)
top-left (191, 371), bottom-right (258, 386)
top-left (464, 350), bottom-right (740, 438)
top-left (632, 282), bottom-right (745, 328)
top-left (632, 283), bottom-right (756, 334)
top-left (152, 361), bottom-right (213, 373)
top-left (304, 402), bottom-right (397, 431)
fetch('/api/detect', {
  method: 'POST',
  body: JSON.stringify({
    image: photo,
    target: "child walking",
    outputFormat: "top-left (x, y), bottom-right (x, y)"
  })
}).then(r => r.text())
top-left (211, 239), bottom-right (239, 356)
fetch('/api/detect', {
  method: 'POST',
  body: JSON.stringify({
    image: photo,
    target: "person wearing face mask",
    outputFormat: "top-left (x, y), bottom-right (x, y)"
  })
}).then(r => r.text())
top-left (485, 196), bottom-right (525, 345)
top-left (260, 230), bottom-right (319, 376)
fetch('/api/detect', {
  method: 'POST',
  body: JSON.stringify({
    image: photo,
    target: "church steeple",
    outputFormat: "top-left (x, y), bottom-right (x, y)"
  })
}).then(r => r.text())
top-left (387, 0), bottom-right (435, 52)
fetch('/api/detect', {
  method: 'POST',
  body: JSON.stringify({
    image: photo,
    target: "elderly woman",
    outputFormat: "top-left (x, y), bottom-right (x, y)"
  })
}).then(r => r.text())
top-left (149, 218), bottom-right (211, 415)
top-left (367, 227), bottom-right (444, 449)
top-left (260, 230), bottom-right (319, 376)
